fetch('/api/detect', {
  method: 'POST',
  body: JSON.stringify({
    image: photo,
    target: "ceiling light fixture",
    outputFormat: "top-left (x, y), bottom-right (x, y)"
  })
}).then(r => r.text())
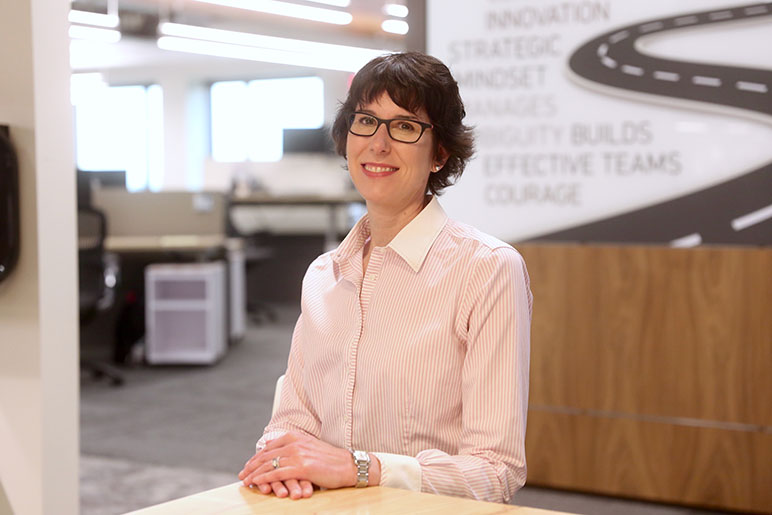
top-left (383, 3), bottom-right (409, 18)
top-left (381, 19), bottom-right (409, 35)
top-left (193, 0), bottom-right (353, 25)
top-left (157, 23), bottom-right (389, 72)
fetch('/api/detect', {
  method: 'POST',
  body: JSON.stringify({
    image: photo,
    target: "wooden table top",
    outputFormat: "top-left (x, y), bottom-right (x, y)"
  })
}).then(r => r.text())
top-left (127, 482), bottom-right (574, 515)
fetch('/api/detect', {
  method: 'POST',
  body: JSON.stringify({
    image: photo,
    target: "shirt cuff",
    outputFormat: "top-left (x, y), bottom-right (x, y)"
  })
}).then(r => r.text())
top-left (372, 452), bottom-right (421, 491)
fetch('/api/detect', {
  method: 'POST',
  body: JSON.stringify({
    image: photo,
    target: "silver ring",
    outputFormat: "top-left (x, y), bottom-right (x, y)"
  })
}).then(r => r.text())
top-left (272, 457), bottom-right (281, 470)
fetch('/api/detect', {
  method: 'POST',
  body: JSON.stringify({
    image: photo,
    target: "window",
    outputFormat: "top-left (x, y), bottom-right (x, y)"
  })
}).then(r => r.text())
top-left (71, 74), bottom-right (164, 191)
top-left (210, 76), bottom-right (324, 162)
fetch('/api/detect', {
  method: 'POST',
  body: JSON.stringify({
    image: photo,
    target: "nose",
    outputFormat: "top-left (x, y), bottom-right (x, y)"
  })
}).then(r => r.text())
top-left (368, 122), bottom-right (391, 154)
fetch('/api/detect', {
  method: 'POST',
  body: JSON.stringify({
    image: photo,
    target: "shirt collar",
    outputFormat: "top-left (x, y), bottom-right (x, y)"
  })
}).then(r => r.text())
top-left (333, 196), bottom-right (448, 273)
top-left (388, 196), bottom-right (447, 272)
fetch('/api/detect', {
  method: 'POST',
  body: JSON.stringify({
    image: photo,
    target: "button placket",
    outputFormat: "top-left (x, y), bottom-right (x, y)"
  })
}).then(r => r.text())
top-left (360, 248), bottom-right (384, 317)
top-left (344, 258), bottom-right (364, 448)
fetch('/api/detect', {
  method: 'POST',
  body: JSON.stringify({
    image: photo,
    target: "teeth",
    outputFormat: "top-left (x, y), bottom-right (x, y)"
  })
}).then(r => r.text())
top-left (364, 164), bottom-right (398, 173)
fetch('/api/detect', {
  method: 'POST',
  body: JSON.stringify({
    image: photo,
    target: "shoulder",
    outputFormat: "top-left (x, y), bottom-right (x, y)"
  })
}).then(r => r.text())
top-left (301, 249), bottom-right (337, 283)
top-left (443, 218), bottom-right (526, 268)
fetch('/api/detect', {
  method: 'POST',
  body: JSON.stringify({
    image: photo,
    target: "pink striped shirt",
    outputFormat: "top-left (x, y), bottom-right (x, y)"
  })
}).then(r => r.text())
top-left (259, 196), bottom-right (532, 503)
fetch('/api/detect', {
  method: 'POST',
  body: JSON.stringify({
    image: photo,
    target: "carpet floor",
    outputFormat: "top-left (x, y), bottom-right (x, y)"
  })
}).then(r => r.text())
top-left (80, 304), bottom-right (728, 515)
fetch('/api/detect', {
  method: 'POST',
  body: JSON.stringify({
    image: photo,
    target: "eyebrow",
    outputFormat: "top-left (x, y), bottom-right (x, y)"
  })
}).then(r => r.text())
top-left (357, 109), bottom-right (423, 122)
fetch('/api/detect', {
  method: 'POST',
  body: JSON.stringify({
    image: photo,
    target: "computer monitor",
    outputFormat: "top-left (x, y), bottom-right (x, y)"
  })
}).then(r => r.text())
top-left (282, 127), bottom-right (335, 154)
top-left (77, 169), bottom-right (126, 207)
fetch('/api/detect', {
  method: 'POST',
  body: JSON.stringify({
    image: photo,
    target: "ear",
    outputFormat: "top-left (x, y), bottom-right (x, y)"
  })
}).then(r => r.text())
top-left (432, 146), bottom-right (449, 173)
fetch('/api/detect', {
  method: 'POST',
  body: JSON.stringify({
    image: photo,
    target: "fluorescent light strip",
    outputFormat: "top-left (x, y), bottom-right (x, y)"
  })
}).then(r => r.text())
top-left (383, 3), bottom-right (409, 18)
top-left (69, 9), bottom-right (120, 28)
top-left (69, 25), bottom-right (121, 43)
top-left (381, 19), bottom-right (409, 35)
top-left (159, 22), bottom-right (382, 56)
top-left (193, 0), bottom-right (352, 25)
top-left (157, 24), bottom-right (389, 72)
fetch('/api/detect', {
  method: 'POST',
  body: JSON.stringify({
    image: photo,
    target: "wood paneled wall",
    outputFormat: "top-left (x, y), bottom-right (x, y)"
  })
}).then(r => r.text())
top-left (517, 245), bottom-right (772, 513)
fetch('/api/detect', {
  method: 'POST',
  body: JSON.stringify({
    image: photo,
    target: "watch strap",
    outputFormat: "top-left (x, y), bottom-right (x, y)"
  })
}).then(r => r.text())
top-left (349, 449), bottom-right (370, 488)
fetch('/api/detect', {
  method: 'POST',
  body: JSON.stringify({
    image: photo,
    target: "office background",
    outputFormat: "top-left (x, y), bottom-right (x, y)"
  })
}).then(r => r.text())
top-left (1, 1), bottom-right (770, 514)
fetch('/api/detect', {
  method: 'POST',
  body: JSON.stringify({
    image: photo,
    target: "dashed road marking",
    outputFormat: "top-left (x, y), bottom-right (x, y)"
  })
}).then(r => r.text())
top-left (640, 21), bottom-right (664, 33)
top-left (609, 30), bottom-right (629, 44)
top-left (622, 64), bottom-right (644, 76)
top-left (736, 81), bottom-right (769, 93)
top-left (744, 5), bottom-right (768, 15)
top-left (653, 71), bottom-right (680, 82)
top-left (597, 43), bottom-right (608, 57)
top-left (601, 56), bottom-right (617, 69)
top-left (674, 15), bottom-right (699, 26)
top-left (708, 10), bottom-right (733, 21)
top-left (671, 233), bottom-right (702, 247)
top-left (732, 204), bottom-right (772, 231)
top-left (692, 75), bottom-right (722, 87)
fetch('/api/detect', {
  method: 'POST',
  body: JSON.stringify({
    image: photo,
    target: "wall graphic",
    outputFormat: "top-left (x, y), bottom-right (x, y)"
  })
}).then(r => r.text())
top-left (427, 0), bottom-right (772, 245)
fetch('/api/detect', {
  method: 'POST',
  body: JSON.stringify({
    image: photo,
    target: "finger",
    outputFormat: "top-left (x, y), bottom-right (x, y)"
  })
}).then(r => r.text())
top-left (250, 467), bottom-right (296, 487)
top-left (284, 479), bottom-right (302, 500)
top-left (246, 456), bottom-right (297, 487)
top-left (243, 458), bottom-right (273, 486)
top-left (271, 481), bottom-right (288, 498)
top-left (238, 453), bottom-right (261, 479)
top-left (250, 444), bottom-right (298, 476)
top-left (299, 480), bottom-right (313, 498)
top-left (258, 483), bottom-right (271, 494)
top-left (243, 453), bottom-right (280, 483)
top-left (256, 452), bottom-right (291, 477)
top-left (262, 433), bottom-right (295, 452)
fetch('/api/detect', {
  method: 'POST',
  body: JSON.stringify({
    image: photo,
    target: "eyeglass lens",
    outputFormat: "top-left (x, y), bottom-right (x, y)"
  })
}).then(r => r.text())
top-left (350, 113), bottom-right (425, 143)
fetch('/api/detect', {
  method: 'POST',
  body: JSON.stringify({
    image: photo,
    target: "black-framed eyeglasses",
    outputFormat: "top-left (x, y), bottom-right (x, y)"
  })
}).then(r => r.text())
top-left (348, 112), bottom-right (433, 144)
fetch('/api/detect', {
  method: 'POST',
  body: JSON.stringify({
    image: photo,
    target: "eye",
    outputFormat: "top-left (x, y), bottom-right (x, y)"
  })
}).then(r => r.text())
top-left (396, 121), bottom-right (418, 132)
top-left (358, 115), bottom-right (377, 126)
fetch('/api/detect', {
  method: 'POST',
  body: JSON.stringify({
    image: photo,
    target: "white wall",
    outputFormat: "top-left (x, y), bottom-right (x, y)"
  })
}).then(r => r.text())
top-left (0, 0), bottom-right (78, 513)
top-left (77, 41), bottom-right (354, 191)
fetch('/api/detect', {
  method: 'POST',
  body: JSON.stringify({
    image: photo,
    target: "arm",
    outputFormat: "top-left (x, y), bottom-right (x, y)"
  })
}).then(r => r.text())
top-left (374, 248), bottom-right (532, 503)
top-left (239, 313), bottom-right (322, 498)
top-left (242, 311), bottom-right (385, 493)
top-left (256, 313), bottom-right (323, 449)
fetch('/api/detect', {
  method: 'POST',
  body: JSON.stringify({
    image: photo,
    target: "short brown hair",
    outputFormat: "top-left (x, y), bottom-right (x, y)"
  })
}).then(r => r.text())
top-left (331, 52), bottom-right (474, 196)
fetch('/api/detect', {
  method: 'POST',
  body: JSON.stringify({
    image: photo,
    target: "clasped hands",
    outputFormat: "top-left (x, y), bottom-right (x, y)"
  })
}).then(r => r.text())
top-left (238, 432), bottom-right (379, 500)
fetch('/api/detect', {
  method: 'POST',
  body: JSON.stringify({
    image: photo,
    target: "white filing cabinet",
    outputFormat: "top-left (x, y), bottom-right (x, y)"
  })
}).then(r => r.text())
top-left (145, 262), bottom-right (227, 364)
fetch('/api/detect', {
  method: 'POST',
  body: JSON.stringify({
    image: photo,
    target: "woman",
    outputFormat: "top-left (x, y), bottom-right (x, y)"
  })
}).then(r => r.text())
top-left (238, 51), bottom-right (532, 504)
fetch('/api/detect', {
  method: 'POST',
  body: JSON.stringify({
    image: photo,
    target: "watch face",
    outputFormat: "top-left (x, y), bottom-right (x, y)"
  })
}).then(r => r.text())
top-left (354, 450), bottom-right (369, 462)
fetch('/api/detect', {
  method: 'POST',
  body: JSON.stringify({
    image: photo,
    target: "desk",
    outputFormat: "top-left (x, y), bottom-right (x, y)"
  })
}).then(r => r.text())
top-left (128, 482), bottom-right (573, 515)
top-left (105, 235), bottom-right (229, 254)
top-left (228, 191), bottom-right (364, 250)
top-left (103, 235), bottom-right (244, 361)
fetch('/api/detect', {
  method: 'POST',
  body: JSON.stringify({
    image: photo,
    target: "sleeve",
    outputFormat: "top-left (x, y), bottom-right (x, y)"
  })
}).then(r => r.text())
top-left (255, 312), bottom-right (323, 451)
top-left (416, 247), bottom-right (532, 503)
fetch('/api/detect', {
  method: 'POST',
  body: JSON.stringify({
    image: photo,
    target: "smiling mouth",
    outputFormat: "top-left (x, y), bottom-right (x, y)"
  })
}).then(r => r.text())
top-left (363, 164), bottom-right (399, 173)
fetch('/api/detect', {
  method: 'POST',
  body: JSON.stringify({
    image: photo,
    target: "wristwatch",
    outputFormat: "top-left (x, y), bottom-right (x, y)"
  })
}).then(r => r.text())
top-left (349, 449), bottom-right (370, 488)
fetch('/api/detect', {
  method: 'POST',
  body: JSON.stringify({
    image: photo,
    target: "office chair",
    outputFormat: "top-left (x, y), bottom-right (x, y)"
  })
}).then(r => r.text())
top-left (79, 206), bottom-right (124, 386)
top-left (272, 374), bottom-right (285, 417)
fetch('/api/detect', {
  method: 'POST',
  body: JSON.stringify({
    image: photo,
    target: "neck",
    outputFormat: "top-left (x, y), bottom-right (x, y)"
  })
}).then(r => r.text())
top-left (366, 196), bottom-right (429, 248)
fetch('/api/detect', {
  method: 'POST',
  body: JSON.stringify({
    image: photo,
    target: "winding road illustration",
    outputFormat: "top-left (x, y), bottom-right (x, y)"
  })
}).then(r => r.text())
top-left (533, 2), bottom-right (772, 245)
